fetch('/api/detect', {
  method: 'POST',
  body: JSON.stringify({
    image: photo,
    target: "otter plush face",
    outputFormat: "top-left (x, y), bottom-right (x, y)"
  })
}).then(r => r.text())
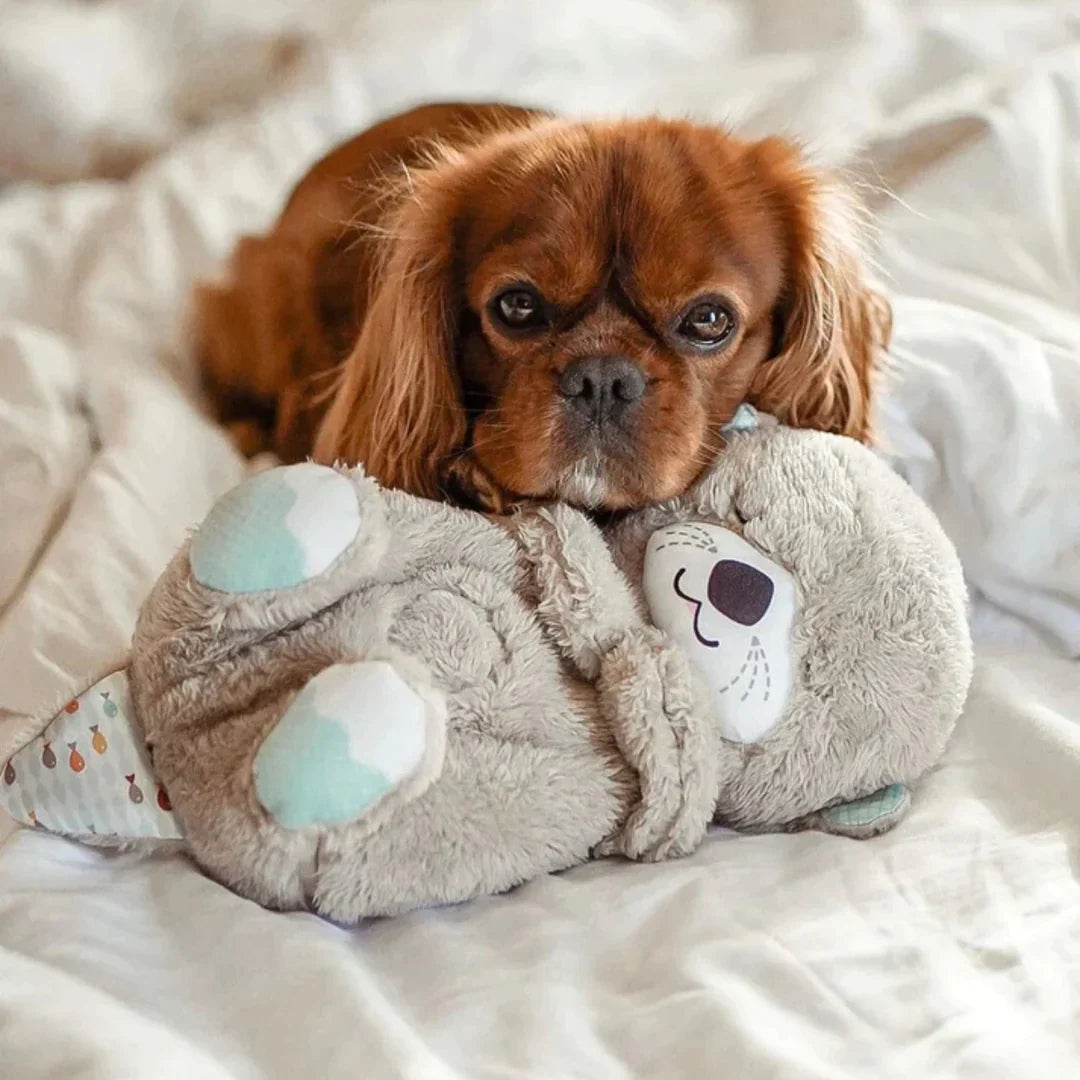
top-left (643, 521), bottom-right (796, 744)
top-left (610, 409), bottom-right (972, 834)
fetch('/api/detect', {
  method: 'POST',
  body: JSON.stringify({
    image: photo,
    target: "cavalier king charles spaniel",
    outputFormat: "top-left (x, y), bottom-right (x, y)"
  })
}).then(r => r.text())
top-left (195, 102), bottom-right (891, 513)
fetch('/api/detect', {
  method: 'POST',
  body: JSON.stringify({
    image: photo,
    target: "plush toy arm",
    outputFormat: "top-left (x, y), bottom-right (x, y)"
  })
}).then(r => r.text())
top-left (592, 627), bottom-right (718, 861)
top-left (514, 503), bottom-right (645, 680)
top-left (516, 504), bottom-right (717, 861)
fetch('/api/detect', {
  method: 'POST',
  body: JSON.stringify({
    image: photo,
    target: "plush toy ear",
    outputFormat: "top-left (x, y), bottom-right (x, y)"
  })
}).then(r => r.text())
top-left (800, 783), bottom-right (911, 839)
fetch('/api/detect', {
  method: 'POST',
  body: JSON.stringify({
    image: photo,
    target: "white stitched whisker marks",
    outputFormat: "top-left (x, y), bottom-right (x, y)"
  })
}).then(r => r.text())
top-left (653, 525), bottom-right (719, 554)
top-left (681, 523), bottom-right (720, 545)
top-left (718, 639), bottom-right (753, 695)
top-left (721, 635), bottom-right (771, 703)
top-left (740, 651), bottom-right (762, 702)
top-left (754, 635), bottom-right (772, 701)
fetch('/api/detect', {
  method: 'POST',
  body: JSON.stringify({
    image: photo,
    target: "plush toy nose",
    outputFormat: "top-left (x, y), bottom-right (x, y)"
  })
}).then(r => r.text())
top-left (707, 559), bottom-right (774, 626)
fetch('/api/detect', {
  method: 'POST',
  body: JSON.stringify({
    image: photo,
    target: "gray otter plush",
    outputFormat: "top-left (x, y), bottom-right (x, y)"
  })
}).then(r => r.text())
top-left (0, 414), bottom-right (972, 921)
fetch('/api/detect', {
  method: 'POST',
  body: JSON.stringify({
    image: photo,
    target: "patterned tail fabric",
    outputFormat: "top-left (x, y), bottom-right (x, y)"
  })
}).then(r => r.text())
top-left (0, 670), bottom-right (184, 840)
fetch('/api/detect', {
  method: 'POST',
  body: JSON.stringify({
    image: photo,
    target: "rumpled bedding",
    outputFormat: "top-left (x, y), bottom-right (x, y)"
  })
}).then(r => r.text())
top-left (0, 1), bottom-right (1078, 1076)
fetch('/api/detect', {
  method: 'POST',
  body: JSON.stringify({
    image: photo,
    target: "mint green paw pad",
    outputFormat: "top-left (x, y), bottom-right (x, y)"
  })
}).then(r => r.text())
top-left (191, 463), bottom-right (359, 593)
top-left (254, 662), bottom-right (432, 829)
top-left (817, 783), bottom-right (910, 838)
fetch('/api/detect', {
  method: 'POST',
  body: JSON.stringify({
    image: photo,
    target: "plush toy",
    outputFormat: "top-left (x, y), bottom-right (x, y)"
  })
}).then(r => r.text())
top-left (0, 411), bottom-right (972, 921)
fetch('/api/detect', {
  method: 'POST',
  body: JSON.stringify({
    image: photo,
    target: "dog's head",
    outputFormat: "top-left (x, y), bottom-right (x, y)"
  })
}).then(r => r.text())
top-left (314, 116), bottom-right (891, 512)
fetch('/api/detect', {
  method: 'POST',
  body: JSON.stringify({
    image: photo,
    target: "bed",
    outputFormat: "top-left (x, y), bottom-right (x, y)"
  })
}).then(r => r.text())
top-left (1, 1), bottom-right (1078, 1076)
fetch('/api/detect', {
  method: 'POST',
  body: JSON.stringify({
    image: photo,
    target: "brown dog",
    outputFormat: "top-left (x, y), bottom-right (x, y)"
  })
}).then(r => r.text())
top-left (195, 103), bottom-right (891, 512)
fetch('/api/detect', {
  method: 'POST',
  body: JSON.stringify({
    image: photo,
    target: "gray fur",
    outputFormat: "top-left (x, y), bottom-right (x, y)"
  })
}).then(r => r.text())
top-left (123, 420), bottom-right (972, 921)
top-left (609, 420), bottom-right (973, 829)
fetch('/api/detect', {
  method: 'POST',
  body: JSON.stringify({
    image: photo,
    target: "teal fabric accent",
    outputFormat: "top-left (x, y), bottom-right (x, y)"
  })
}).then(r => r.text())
top-left (721, 402), bottom-right (759, 434)
top-left (191, 470), bottom-right (309, 593)
top-left (821, 783), bottom-right (909, 831)
top-left (254, 686), bottom-right (391, 828)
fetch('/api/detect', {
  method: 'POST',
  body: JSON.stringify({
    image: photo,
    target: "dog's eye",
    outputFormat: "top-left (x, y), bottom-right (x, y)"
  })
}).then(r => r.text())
top-left (677, 300), bottom-right (736, 348)
top-left (493, 287), bottom-right (545, 329)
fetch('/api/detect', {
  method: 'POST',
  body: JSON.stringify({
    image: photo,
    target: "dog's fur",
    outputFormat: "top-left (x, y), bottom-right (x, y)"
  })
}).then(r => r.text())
top-left (196, 103), bottom-right (891, 512)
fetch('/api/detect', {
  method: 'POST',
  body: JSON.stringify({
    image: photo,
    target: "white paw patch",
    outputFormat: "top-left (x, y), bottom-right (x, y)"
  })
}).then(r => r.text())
top-left (191, 463), bottom-right (360, 593)
top-left (254, 661), bottom-right (443, 829)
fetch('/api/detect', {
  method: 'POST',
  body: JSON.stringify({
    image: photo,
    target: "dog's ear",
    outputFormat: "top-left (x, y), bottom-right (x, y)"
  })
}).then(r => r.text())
top-left (748, 141), bottom-right (892, 443)
top-left (313, 176), bottom-right (467, 497)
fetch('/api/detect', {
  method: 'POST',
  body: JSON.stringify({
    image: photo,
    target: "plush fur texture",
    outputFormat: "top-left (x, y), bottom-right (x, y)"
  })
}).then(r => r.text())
top-left (127, 420), bottom-right (971, 921)
top-left (609, 418), bottom-right (973, 829)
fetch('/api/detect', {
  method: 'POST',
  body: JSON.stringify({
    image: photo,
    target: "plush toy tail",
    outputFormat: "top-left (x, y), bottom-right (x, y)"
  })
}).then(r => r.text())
top-left (0, 670), bottom-right (184, 842)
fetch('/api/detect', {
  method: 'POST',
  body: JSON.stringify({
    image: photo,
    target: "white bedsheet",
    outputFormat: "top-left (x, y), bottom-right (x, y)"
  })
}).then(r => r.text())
top-left (1, 1), bottom-right (1078, 1076)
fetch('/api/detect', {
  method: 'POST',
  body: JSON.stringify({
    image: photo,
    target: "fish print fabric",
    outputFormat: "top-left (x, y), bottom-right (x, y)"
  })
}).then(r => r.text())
top-left (0, 671), bottom-right (184, 840)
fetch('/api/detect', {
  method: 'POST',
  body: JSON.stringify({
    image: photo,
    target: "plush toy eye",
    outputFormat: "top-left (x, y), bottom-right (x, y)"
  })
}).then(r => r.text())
top-left (493, 287), bottom-right (545, 329)
top-left (677, 299), bottom-right (736, 347)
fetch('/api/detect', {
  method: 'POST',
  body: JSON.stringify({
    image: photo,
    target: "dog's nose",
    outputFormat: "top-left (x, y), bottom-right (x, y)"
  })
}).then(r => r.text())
top-left (558, 356), bottom-right (646, 425)
top-left (707, 559), bottom-right (774, 626)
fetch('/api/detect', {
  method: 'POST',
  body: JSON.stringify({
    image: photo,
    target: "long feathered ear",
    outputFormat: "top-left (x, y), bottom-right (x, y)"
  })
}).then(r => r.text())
top-left (313, 179), bottom-right (467, 496)
top-left (749, 147), bottom-right (892, 444)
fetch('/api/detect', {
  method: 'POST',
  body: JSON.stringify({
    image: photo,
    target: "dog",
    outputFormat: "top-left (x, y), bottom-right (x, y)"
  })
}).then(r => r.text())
top-left (195, 102), bottom-right (891, 513)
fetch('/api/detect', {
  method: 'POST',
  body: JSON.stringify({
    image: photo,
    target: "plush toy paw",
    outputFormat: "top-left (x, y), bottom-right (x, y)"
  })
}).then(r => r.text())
top-left (593, 627), bottom-right (718, 862)
top-left (253, 660), bottom-right (446, 829)
top-left (802, 784), bottom-right (911, 839)
top-left (190, 463), bottom-right (362, 593)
